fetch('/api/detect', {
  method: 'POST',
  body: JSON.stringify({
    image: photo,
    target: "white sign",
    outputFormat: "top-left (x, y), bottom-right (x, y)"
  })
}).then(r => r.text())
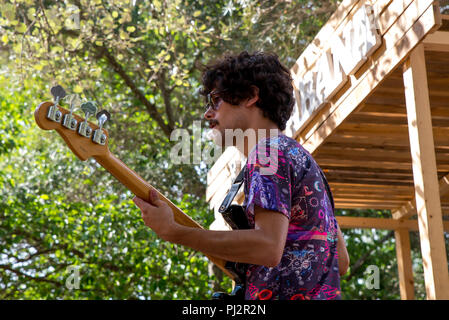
top-left (286, 4), bottom-right (381, 138)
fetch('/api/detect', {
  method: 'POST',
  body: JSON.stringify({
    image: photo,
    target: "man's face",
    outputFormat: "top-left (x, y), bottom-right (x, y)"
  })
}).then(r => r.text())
top-left (203, 90), bottom-right (247, 147)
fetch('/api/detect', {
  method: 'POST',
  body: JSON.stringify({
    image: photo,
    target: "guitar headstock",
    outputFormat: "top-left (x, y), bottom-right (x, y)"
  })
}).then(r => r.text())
top-left (34, 86), bottom-right (111, 161)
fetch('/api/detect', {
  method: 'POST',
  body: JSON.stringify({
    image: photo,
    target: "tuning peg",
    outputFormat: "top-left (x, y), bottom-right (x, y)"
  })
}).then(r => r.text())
top-left (50, 85), bottom-right (67, 102)
top-left (77, 101), bottom-right (97, 138)
top-left (92, 110), bottom-right (110, 145)
top-left (46, 85), bottom-right (67, 123)
top-left (96, 110), bottom-right (110, 130)
top-left (62, 94), bottom-right (80, 130)
top-left (80, 101), bottom-right (98, 118)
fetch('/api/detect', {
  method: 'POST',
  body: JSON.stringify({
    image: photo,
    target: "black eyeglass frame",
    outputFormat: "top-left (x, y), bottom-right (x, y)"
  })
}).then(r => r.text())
top-left (205, 89), bottom-right (227, 111)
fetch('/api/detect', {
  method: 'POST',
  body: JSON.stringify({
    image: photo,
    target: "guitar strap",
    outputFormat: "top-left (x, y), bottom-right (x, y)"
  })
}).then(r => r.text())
top-left (212, 166), bottom-right (249, 296)
top-left (217, 166), bottom-right (334, 225)
top-left (219, 167), bottom-right (245, 212)
top-left (218, 167), bottom-right (249, 230)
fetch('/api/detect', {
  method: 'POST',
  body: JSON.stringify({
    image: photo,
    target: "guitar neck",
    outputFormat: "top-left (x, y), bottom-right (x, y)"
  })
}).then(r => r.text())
top-left (94, 151), bottom-right (234, 279)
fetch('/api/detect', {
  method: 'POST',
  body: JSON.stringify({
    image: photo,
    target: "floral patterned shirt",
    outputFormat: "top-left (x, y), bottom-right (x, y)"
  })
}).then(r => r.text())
top-left (242, 134), bottom-right (341, 300)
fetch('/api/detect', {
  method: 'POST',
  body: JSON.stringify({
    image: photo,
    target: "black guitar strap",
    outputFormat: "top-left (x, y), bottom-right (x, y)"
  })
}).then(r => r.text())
top-left (214, 166), bottom-right (249, 293)
top-left (217, 167), bottom-right (249, 231)
top-left (218, 166), bottom-right (334, 220)
top-left (218, 167), bottom-right (245, 214)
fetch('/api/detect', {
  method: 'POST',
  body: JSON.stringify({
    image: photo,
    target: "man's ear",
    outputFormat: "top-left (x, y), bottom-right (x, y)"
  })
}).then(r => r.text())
top-left (245, 86), bottom-right (259, 108)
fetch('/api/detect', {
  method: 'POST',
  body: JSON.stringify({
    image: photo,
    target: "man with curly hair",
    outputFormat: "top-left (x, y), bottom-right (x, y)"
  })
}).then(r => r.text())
top-left (133, 51), bottom-right (349, 300)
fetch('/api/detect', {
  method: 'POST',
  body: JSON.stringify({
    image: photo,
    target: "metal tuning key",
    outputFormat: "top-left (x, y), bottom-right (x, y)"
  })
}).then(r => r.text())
top-left (92, 110), bottom-right (110, 145)
top-left (78, 101), bottom-right (97, 138)
top-left (47, 85), bottom-right (67, 123)
top-left (62, 94), bottom-right (80, 130)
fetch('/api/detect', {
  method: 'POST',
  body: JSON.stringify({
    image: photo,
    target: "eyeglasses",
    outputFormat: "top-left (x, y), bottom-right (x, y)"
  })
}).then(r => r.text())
top-left (205, 89), bottom-right (226, 112)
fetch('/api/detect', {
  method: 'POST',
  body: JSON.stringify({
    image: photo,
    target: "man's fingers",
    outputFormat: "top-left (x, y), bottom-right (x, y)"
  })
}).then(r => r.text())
top-left (133, 192), bottom-right (165, 212)
top-left (132, 196), bottom-right (143, 206)
top-left (133, 196), bottom-right (153, 210)
top-left (149, 189), bottom-right (167, 208)
top-left (149, 189), bottom-right (160, 204)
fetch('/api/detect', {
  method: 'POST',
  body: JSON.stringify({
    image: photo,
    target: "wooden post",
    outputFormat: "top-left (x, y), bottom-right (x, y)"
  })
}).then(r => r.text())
top-left (394, 228), bottom-right (415, 300)
top-left (402, 43), bottom-right (449, 300)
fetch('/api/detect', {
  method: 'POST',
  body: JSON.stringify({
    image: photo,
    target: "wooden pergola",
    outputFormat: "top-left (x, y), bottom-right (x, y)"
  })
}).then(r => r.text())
top-left (206, 0), bottom-right (449, 299)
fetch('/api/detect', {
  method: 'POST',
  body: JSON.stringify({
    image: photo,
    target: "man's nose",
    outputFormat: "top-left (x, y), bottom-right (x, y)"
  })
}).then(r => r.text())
top-left (203, 107), bottom-right (215, 120)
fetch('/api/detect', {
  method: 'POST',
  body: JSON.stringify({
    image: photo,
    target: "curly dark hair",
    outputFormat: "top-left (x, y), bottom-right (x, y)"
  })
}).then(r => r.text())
top-left (200, 51), bottom-right (295, 131)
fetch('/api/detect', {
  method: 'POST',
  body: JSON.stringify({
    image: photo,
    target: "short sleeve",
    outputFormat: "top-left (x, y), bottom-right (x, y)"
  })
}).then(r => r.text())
top-left (244, 139), bottom-right (293, 220)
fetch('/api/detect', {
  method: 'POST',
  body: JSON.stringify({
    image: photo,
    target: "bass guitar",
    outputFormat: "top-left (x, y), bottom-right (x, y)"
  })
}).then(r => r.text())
top-left (34, 85), bottom-right (245, 298)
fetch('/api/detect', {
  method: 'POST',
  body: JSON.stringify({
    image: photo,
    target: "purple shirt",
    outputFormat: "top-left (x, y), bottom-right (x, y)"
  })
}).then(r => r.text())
top-left (242, 134), bottom-right (341, 300)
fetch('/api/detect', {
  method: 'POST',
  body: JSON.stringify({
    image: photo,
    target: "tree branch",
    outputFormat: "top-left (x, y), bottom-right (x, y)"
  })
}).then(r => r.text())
top-left (157, 70), bottom-right (175, 129)
top-left (344, 231), bottom-right (394, 282)
top-left (97, 46), bottom-right (173, 137)
top-left (0, 264), bottom-right (63, 286)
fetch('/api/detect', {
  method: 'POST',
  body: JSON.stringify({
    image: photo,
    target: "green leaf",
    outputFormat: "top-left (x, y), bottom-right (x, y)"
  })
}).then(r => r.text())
top-left (73, 85), bottom-right (83, 93)
top-left (16, 23), bottom-right (27, 33)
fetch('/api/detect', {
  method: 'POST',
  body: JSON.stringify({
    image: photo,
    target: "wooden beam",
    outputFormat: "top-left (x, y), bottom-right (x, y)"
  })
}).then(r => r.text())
top-left (299, 4), bottom-right (439, 153)
top-left (330, 181), bottom-right (413, 189)
top-left (439, 173), bottom-right (449, 196)
top-left (206, 166), bottom-right (231, 202)
top-left (316, 146), bottom-right (417, 162)
top-left (327, 131), bottom-right (449, 149)
top-left (423, 31), bottom-right (449, 52)
top-left (337, 216), bottom-right (409, 230)
top-left (336, 216), bottom-right (449, 231)
top-left (337, 204), bottom-right (403, 209)
top-left (392, 173), bottom-right (449, 219)
top-left (332, 189), bottom-right (412, 197)
top-left (315, 157), bottom-right (414, 170)
top-left (373, 0), bottom-right (393, 17)
top-left (329, 176), bottom-right (414, 186)
top-left (360, 103), bottom-right (407, 115)
top-left (395, 228), bottom-right (415, 300)
top-left (209, 186), bottom-right (228, 211)
top-left (392, 200), bottom-right (417, 219)
top-left (336, 123), bottom-right (449, 139)
top-left (333, 193), bottom-right (411, 201)
top-left (377, 0), bottom-right (414, 35)
top-left (298, 0), bottom-right (440, 148)
top-left (207, 147), bottom-right (241, 186)
top-left (293, 0), bottom-right (427, 79)
top-left (207, 147), bottom-right (245, 208)
top-left (403, 44), bottom-right (449, 300)
top-left (292, 0), bottom-right (366, 76)
top-left (346, 113), bottom-right (408, 126)
top-left (335, 197), bottom-right (407, 203)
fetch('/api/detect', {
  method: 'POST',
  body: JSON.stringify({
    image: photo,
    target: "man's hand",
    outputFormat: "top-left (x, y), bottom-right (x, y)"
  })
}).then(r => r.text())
top-left (133, 190), bottom-right (179, 241)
